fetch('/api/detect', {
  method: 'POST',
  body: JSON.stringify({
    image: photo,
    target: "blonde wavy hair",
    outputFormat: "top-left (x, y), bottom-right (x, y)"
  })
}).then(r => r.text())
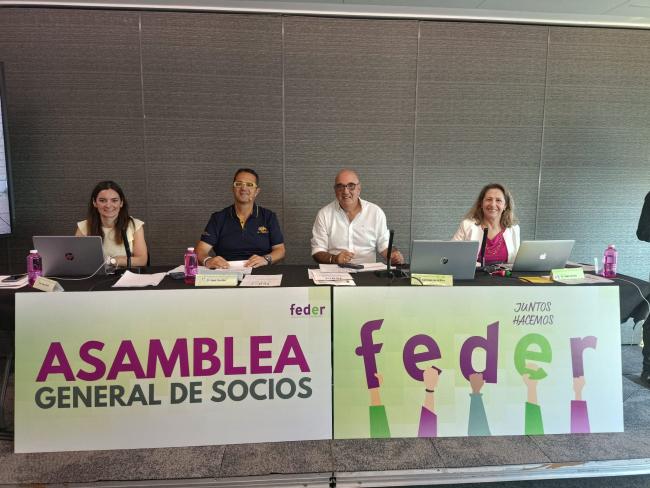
top-left (464, 183), bottom-right (517, 229)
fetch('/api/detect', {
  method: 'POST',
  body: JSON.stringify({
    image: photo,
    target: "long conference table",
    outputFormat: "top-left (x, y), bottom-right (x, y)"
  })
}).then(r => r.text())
top-left (1, 264), bottom-right (649, 450)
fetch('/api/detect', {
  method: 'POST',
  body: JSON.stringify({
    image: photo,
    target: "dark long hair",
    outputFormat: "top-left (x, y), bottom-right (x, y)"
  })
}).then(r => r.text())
top-left (86, 180), bottom-right (132, 244)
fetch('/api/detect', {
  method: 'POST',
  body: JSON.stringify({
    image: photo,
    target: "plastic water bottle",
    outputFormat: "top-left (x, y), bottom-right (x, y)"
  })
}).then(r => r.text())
top-left (603, 244), bottom-right (618, 278)
top-left (27, 249), bottom-right (43, 286)
top-left (184, 247), bottom-right (198, 284)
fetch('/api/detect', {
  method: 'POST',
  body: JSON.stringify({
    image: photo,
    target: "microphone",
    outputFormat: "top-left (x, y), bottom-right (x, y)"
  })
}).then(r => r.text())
top-left (386, 229), bottom-right (394, 273)
top-left (375, 229), bottom-right (398, 279)
top-left (479, 227), bottom-right (488, 268)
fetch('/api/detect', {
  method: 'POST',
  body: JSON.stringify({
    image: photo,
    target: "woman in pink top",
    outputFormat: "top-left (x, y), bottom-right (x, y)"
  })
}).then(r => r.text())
top-left (452, 183), bottom-right (520, 265)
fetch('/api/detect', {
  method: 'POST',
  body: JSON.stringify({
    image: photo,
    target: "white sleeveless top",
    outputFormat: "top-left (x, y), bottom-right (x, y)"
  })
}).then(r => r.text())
top-left (77, 218), bottom-right (144, 258)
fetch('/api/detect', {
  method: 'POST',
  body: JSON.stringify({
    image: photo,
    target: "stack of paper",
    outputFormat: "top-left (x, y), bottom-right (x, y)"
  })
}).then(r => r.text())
top-left (318, 262), bottom-right (388, 273)
top-left (168, 262), bottom-right (253, 276)
top-left (0, 275), bottom-right (28, 289)
top-left (113, 270), bottom-right (167, 288)
top-left (308, 269), bottom-right (355, 286)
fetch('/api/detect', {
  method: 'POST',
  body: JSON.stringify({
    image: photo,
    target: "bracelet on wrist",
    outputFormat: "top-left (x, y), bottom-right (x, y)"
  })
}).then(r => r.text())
top-left (425, 388), bottom-right (435, 393)
top-left (202, 256), bottom-right (211, 266)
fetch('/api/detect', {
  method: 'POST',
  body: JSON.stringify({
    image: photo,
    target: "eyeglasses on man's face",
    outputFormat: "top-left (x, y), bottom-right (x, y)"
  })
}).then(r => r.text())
top-left (334, 182), bottom-right (359, 192)
top-left (233, 181), bottom-right (258, 189)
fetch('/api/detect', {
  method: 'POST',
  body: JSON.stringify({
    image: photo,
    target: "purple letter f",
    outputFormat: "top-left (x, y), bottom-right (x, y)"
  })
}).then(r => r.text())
top-left (355, 319), bottom-right (384, 389)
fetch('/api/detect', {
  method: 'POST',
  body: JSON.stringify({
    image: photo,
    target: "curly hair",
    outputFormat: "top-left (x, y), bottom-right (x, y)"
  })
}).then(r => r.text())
top-left (464, 183), bottom-right (517, 229)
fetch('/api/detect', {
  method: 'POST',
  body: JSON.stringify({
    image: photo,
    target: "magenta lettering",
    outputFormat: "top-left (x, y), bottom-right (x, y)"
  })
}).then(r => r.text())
top-left (77, 341), bottom-right (106, 381)
top-left (36, 342), bottom-right (75, 382)
top-left (107, 341), bottom-right (146, 380)
top-left (403, 334), bottom-right (442, 381)
top-left (251, 335), bottom-right (273, 374)
top-left (193, 337), bottom-right (221, 376)
top-left (459, 322), bottom-right (499, 383)
top-left (146, 338), bottom-right (190, 378)
top-left (355, 319), bottom-right (384, 388)
top-left (274, 334), bottom-right (310, 373)
top-left (570, 336), bottom-right (597, 377)
top-left (36, 335), bottom-right (310, 381)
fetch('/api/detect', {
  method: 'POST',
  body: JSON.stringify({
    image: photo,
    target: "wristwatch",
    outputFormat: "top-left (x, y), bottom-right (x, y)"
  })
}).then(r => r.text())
top-left (263, 254), bottom-right (272, 265)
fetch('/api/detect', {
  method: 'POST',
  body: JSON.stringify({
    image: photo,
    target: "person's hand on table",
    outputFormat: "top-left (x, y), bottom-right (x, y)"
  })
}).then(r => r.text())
top-left (245, 255), bottom-right (268, 268)
top-left (335, 250), bottom-right (355, 264)
top-left (205, 256), bottom-right (229, 269)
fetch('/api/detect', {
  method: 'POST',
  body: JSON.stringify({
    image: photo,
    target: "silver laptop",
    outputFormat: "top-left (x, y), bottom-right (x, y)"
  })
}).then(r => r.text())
top-left (510, 240), bottom-right (575, 272)
top-left (410, 240), bottom-right (480, 280)
top-left (33, 236), bottom-right (106, 276)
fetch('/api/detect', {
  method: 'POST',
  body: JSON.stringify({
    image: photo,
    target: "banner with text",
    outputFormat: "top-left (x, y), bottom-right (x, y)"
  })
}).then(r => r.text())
top-left (333, 286), bottom-right (622, 439)
top-left (15, 288), bottom-right (331, 452)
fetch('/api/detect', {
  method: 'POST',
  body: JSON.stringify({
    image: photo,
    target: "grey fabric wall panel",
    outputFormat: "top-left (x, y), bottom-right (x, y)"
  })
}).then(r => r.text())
top-left (539, 26), bottom-right (650, 278)
top-left (0, 8), bottom-right (143, 271)
top-left (0, 9), bottom-right (648, 277)
top-left (414, 22), bottom-right (548, 244)
top-left (284, 16), bottom-right (418, 264)
top-left (140, 12), bottom-right (283, 265)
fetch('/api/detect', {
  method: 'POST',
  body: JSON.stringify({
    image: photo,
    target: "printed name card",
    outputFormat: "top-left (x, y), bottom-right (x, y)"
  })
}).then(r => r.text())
top-left (410, 273), bottom-right (453, 286)
top-left (195, 274), bottom-right (238, 287)
top-left (32, 277), bottom-right (64, 292)
top-left (551, 268), bottom-right (585, 281)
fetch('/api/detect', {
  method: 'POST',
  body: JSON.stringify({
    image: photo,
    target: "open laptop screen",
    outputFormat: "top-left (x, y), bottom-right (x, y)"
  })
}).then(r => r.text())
top-left (410, 240), bottom-right (480, 280)
top-left (510, 240), bottom-right (575, 272)
top-left (33, 236), bottom-right (105, 277)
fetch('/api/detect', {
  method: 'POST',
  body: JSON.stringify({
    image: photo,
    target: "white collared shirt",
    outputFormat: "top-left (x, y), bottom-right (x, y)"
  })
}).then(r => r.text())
top-left (311, 198), bottom-right (390, 264)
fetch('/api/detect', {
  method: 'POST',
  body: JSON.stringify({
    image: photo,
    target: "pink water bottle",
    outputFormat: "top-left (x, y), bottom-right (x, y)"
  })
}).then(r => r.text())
top-left (27, 249), bottom-right (43, 286)
top-left (603, 244), bottom-right (618, 278)
top-left (184, 247), bottom-right (198, 284)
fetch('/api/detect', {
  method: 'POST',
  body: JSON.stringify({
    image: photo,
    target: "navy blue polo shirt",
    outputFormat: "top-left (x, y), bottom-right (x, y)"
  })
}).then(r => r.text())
top-left (200, 205), bottom-right (284, 261)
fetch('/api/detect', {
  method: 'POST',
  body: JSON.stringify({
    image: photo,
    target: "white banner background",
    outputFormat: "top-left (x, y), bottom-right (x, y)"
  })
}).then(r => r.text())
top-left (15, 288), bottom-right (332, 452)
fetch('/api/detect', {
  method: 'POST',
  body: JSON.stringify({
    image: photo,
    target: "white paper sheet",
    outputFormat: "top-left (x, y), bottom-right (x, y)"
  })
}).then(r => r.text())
top-left (319, 279), bottom-right (356, 286)
top-left (112, 270), bottom-right (167, 288)
top-left (0, 275), bottom-right (29, 289)
top-left (308, 269), bottom-right (356, 286)
top-left (240, 274), bottom-right (283, 287)
top-left (318, 262), bottom-right (388, 273)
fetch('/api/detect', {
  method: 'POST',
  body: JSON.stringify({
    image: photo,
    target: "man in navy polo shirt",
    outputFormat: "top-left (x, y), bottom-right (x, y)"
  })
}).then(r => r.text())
top-left (195, 168), bottom-right (285, 269)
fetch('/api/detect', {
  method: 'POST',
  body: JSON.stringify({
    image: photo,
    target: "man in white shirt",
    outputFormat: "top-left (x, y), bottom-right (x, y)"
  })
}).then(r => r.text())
top-left (311, 169), bottom-right (404, 265)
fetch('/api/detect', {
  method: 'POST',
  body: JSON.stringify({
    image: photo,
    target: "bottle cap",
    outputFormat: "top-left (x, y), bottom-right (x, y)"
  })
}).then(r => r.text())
top-left (30, 249), bottom-right (38, 254)
top-left (187, 247), bottom-right (195, 252)
top-left (608, 244), bottom-right (616, 249)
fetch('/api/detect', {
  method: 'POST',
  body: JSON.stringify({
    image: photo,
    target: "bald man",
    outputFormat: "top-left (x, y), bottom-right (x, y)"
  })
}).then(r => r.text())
top-left (311, 169), bottom-right (403, 265)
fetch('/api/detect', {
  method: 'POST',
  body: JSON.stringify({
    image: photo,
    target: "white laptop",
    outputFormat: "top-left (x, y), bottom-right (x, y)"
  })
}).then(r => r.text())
top-left (509, 240), bottom-right (575, 272)
top-left (410, 240), bottom-right (480, 280)
top-left (33, 236), bottom-right (106, 276)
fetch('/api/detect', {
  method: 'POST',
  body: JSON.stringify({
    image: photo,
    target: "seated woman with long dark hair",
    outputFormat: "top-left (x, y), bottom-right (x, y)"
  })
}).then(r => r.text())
top-left (75, 180), bottom-right (148, 267)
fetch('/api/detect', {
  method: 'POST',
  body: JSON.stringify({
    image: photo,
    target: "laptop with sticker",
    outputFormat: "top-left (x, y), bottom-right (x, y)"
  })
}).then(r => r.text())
top-left (509, 240), bottom-right (575, 272)
top-left (410, 240), bottom-right (480, 280)
top-left (33, 236), bottom-right (105, 277)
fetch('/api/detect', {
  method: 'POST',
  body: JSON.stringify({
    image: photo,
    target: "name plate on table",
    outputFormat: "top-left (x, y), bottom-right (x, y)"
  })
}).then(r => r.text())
top-left (33, 277), bottom-right (64, 292)
top-left (551, 268), bottom-right (585, 281)
top-left (410, 273), bottom-right (453, 286)
top-left (195, 274), bottom-right (238, 287)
